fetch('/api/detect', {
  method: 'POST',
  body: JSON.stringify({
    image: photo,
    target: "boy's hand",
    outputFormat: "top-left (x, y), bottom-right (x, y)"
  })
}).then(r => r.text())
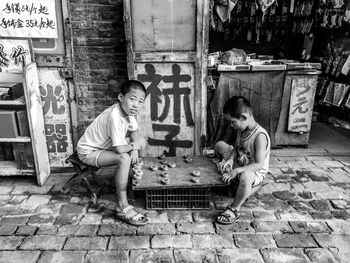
top-left (222, 158), bottom-right (234, 172)
top-left (130, 141), bottom-right (140, 150)
top-left (130, 150), bottom-right (139, 164)
top-left (222, 168), bottom-right (239, 184)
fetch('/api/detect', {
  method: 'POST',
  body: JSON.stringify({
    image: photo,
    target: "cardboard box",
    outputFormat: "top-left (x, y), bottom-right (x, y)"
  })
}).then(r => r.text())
top-left (16, 110), bottom-right (30, 136)
top-left (0, 110), bottom-right (19, 138)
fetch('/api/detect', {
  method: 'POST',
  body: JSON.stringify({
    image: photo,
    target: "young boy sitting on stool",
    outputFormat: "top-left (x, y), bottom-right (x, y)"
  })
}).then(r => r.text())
top-left (215, 96), bottom-right (270, 225)
top-left (77, 80), bottom-right (148, 226)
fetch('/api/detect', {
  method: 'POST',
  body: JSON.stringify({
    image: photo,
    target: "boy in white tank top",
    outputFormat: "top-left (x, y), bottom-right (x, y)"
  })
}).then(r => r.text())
top-left (215, 96), bottom-right (270, 225)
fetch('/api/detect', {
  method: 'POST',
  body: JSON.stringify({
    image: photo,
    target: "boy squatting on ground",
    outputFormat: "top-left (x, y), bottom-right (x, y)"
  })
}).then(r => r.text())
top-left (76, 80), bottom-right (148, 226)
top-left (215, 96), bottom-right (271, 225)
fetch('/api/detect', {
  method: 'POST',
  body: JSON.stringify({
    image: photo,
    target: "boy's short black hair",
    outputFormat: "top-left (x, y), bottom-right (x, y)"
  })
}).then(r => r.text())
top-left (120, 80), bottom-right (146, 95)
top-left (223, 96), bottom-right (252, 119)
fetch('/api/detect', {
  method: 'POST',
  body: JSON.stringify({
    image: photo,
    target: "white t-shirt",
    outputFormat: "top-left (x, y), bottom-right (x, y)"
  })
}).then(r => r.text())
top-left (77, 103), bottom-right (138, 154)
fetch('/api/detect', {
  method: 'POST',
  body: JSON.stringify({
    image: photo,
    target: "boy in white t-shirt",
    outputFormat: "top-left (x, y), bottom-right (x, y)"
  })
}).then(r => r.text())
top-left (77, 80), bottom-right (148, 226)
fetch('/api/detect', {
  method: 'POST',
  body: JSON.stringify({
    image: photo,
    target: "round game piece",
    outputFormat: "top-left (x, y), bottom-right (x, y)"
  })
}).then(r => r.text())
top-left (132, 165), bottom-right (141, 171)
top-left (160, 165), bottom-right (168, 171)
top-left (161, 178), bottom-right (170, 185)
top-left (160, 160), bottom-right (168, 165)
top-left (150, 165), bottom-right (158, 171)
top-left (158, 154), bottom-right (166, 160)
top-left (161, 172), bottom-right (169, 178)
top-left (212, 158), bottom-right (220, 164)
top-left (192, 177), bottom-right (200, 183)
top-left (192, 170), bottom-right (200, 177)
top-left (185, 158), bottom-right (193, 163)
top-left (132, 170), bottom-right (143, 180)
top-left (132, 180), bottom-right (140, 187)
top-left (167, 162), bottom-right (176, 168)
top-left (207, 153), bottom-right (215, 158)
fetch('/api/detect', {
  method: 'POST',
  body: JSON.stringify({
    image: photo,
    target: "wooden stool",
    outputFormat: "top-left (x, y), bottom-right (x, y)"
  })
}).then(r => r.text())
top-left (60, 151), bottom-right (102, 204)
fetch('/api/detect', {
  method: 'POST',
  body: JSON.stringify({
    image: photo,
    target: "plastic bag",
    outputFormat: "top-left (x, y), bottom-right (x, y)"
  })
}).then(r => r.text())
top-left (220, 48), bottom-right (247, 65)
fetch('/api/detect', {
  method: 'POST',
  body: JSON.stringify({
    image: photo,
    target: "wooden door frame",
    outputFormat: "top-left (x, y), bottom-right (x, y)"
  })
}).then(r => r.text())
top-left (123, 0), bottom-right (209, 155)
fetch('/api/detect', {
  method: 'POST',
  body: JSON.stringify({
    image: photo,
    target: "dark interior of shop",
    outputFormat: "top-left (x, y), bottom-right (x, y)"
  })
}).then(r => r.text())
top-left (207, 0), bottom-right (350, 154)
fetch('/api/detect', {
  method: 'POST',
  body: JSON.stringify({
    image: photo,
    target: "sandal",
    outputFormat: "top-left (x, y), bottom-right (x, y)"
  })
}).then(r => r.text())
top-left (216, 206), bottom-right (240, 225)
top-left (115, 205), bottom-right (148, 226)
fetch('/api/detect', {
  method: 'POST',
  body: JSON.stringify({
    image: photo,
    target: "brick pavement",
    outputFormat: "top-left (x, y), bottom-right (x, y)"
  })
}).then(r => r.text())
top-left (0, 156), bottom-right (349, 262)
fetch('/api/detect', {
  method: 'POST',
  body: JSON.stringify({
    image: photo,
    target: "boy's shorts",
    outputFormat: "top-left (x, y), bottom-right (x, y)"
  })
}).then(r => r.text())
top-left (77, 150), bottom-right (106, 168)
top-left (238, 171), bottom-right (265, 187)
top-left (216, 141), bottom-right (265, 187)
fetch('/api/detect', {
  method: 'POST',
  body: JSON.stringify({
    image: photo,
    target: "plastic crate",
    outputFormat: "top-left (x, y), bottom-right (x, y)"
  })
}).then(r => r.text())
top-left (146, 188), bottom-right (211, 210)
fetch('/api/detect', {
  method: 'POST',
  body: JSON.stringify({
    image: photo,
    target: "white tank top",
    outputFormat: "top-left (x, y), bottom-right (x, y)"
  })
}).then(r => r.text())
top-left (235, 124), bottom-right (270, 176)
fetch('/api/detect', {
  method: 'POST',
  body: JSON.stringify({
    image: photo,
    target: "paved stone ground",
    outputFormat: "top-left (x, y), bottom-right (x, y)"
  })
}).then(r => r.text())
top-left (0, 155), bottom-right (350, 262)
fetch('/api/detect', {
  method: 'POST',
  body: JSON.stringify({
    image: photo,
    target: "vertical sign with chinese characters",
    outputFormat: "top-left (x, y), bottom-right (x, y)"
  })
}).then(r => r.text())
top-left (0, 0), bottom-right (58, 38)
top-left (38, 69), bottom-right (73, 167)
top-left (0, 39), bottom-right (32, 73)
top-left (288, 77), bottom-right (317, 133)
top-left (136, 63), bottom-right (195, 157)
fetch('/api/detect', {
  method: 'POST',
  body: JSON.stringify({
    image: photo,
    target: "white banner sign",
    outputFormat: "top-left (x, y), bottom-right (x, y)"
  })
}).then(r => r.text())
top-left (0, 0), bottom-right (58, 38)
top-left (288, 77), bottom-right (317, 133)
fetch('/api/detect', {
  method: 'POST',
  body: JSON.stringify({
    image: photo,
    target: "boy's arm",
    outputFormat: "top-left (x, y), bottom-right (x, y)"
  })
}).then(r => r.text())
top-left (129, 129), bottom-right (140, 145)
top-left (128, 129), bottom-right (140, 164)
top-left (113, 130), bottom-right (140, 154)
top-left (114, 144), bottom-right (134, 154)
top-left (234, 133), bottom-right (267, 174)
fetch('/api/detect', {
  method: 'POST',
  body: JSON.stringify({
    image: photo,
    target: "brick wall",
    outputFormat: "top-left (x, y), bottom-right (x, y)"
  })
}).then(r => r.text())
top-left (69, 0), bottom-right (128, 136)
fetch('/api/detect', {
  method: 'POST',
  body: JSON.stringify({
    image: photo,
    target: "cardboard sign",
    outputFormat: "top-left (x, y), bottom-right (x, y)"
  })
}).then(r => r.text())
top-left (135, 62), bottom-right (195, 157)
top-left (0, 0), bottom-right (58, 38)
top-left (38, 68), bottom-right (73, 167)
top-left (0, 38), bottom-right (33, 73)
top-left (288, 77), bottom-right (317, 133)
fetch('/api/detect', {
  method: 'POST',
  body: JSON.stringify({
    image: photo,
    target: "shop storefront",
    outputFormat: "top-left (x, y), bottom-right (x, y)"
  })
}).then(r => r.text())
top-left (0, 0), bottom-right (349, 185)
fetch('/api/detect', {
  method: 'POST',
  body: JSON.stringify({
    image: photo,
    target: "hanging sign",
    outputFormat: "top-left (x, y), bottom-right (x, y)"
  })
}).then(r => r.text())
top-left (0, 0), bottom-right (58, 38)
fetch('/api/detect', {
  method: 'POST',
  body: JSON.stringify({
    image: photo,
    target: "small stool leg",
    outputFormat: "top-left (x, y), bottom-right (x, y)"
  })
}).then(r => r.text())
top-left (82, 177), bottom-right (98, 205)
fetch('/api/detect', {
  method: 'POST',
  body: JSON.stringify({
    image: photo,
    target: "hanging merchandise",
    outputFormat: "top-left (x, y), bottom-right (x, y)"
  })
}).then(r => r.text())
top-left (332, 83), bottom-right (349, 106)
top-left (210, 0), bottom-right (217, 30)
top-left (345, 91), bottom-right (350, 108)
top-left (301, 33), bottom-right (314, 60)
top-left (217, 19), bottom-right (224, 32)
top-left (294, 0), bottom-right (314, 17)
top-left (341, 55), bottom-right (350, 76)
top-left (316, 76), bottom-right (329, 97)
top-left (344, 8), bottom-right (350, 22)
top-left (332, 0), bottom-right (344, 9)
top-left (257, 0), bottom-right (277, 14)
top-left (216, 0), bottom-right (238, 22)
top-left (323, 81), bottom-right (335, 104)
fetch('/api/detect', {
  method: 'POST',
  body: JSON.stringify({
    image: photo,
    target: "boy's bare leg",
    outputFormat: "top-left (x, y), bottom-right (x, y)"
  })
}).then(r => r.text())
top-left (218, 171), bottom-right (256, 222)
top-left (229, 171), bottom-right (256, 210)
top-left (97, 151), bottom-right (137, 217)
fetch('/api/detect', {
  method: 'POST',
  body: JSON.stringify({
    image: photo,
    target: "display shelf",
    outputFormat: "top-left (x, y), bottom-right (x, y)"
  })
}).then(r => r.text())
top-left (0, 99), bottom-right (26, 106)
top-left (0, 63), bottom-right (50, 185)
top-left (0, 137), bottom-right (31, 143)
